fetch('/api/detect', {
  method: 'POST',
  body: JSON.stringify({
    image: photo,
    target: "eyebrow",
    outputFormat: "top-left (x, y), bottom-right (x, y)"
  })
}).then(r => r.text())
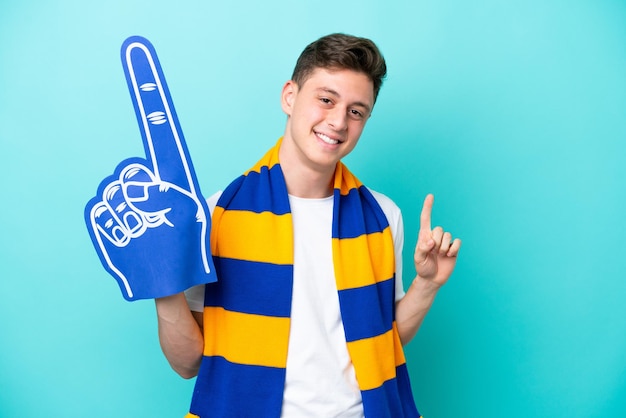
top-left (317, 87), bottom-right (372, 114)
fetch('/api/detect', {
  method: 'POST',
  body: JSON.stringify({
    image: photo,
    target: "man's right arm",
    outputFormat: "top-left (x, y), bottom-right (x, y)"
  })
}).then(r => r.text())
top-left (155, 293), bottom-right (204, 379)
top-left (155, 192), bottom-right (221, 378)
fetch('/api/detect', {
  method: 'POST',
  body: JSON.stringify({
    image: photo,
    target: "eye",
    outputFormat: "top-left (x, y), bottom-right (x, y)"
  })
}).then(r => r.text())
top-left (349, 109), bottom-right (364, 120)
top-left (320, 97), bottom-right (332, 105)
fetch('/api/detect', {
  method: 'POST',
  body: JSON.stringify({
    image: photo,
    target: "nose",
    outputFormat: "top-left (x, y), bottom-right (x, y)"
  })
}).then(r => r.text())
top-left (326, 106), bottom-right (348, 131)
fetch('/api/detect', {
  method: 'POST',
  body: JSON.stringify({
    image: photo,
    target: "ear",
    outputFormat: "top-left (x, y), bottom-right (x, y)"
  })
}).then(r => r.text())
top-left (281, 80), bottom-right (297, 116)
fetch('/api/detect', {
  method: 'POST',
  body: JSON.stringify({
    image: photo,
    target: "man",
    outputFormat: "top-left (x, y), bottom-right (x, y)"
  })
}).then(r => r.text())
top-left (155, 33), bottom-right (461, 417)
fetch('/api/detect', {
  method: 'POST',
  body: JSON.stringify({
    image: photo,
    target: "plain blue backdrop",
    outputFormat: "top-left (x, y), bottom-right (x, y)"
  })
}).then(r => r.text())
top-left (1, 0), bottom-right (625, 417)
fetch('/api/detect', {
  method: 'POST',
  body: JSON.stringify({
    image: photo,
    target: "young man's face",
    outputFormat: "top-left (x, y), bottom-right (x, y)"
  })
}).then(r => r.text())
top-left (280, 67), bottom-right (375, 174)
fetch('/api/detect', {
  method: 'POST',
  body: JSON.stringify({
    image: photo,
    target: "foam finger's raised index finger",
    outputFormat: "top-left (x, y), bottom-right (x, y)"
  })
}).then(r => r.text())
top-left (122, 36), bottom-right (194, 193)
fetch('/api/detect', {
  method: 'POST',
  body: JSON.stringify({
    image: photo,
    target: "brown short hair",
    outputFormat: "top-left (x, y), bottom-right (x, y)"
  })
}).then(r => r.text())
top-left (291, 33), bottom-right (387, 101)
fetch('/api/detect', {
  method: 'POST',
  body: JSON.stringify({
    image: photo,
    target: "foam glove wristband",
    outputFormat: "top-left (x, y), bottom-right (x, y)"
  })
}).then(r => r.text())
top-left (85, 36), bottom-right (217, 301)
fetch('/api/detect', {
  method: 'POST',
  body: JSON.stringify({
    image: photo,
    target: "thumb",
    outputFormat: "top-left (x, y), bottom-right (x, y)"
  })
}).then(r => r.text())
top-left (125, 182), bottom-right (194, 215)
top-left (118, 163), bottom-right (188, 215)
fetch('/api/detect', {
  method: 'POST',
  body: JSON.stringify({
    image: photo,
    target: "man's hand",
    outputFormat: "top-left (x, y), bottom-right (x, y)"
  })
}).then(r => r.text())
top-left (84, 37), bottom-right (217, 301)
top-left (413, 194), bottom-right (461, 287)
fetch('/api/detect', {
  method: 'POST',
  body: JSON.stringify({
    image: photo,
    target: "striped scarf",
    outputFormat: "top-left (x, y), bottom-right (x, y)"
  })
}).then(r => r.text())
top-left (187, 139), bottom-right (421, 418)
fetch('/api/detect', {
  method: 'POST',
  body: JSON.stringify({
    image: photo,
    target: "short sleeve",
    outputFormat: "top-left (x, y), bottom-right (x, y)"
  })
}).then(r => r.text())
top-left (185, 190), bottom-right (223, 312)
top-left (367, 188), bottom-right (406, 302)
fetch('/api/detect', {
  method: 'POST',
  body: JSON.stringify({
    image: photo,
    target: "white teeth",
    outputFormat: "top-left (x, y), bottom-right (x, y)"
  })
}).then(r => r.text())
top-left (317, 132), bottom-right (339, 145)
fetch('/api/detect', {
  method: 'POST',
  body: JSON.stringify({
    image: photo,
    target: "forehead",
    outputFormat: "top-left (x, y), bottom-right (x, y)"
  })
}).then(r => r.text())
top-left (299, 67), bottom-right (374, 106)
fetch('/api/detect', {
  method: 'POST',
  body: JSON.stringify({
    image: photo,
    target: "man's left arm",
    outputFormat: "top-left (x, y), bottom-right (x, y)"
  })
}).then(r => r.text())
top-left (396, 194), bottom-right (462, 345)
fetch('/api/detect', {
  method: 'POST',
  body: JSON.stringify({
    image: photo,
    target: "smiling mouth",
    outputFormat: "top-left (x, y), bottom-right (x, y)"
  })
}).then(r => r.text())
top-left (316, 132), bottom-right (342, 145)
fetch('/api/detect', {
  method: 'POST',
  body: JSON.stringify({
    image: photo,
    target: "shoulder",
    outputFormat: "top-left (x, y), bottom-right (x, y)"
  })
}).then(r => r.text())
top-left (206, 190), bottom-right (223, 214)
top-left (365, 187), bottom-right (403, 242)
top-left (366, 187), bottom-right (401, 222)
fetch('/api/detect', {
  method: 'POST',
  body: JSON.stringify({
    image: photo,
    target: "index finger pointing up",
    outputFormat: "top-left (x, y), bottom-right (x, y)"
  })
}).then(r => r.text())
top-left (420, 194), bottom-right (434, 232)
top-left (122, 36), bottom-right (195, 194)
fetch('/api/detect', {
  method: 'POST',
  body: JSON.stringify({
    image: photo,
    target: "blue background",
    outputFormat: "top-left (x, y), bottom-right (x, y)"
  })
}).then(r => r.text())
top-left (1, 0), bottom-right (625, 417)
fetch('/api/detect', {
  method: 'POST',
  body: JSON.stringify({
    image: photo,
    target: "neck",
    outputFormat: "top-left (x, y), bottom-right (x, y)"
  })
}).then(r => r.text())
top-left (282, 162), bottom-right (334, 198)
top-left (278, 143), bottom-right (335, 199)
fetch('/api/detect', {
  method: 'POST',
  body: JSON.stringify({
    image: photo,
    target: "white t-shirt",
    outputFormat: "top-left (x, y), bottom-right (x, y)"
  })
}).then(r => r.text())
top-left (185, 189), bottom-right (406, 418)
